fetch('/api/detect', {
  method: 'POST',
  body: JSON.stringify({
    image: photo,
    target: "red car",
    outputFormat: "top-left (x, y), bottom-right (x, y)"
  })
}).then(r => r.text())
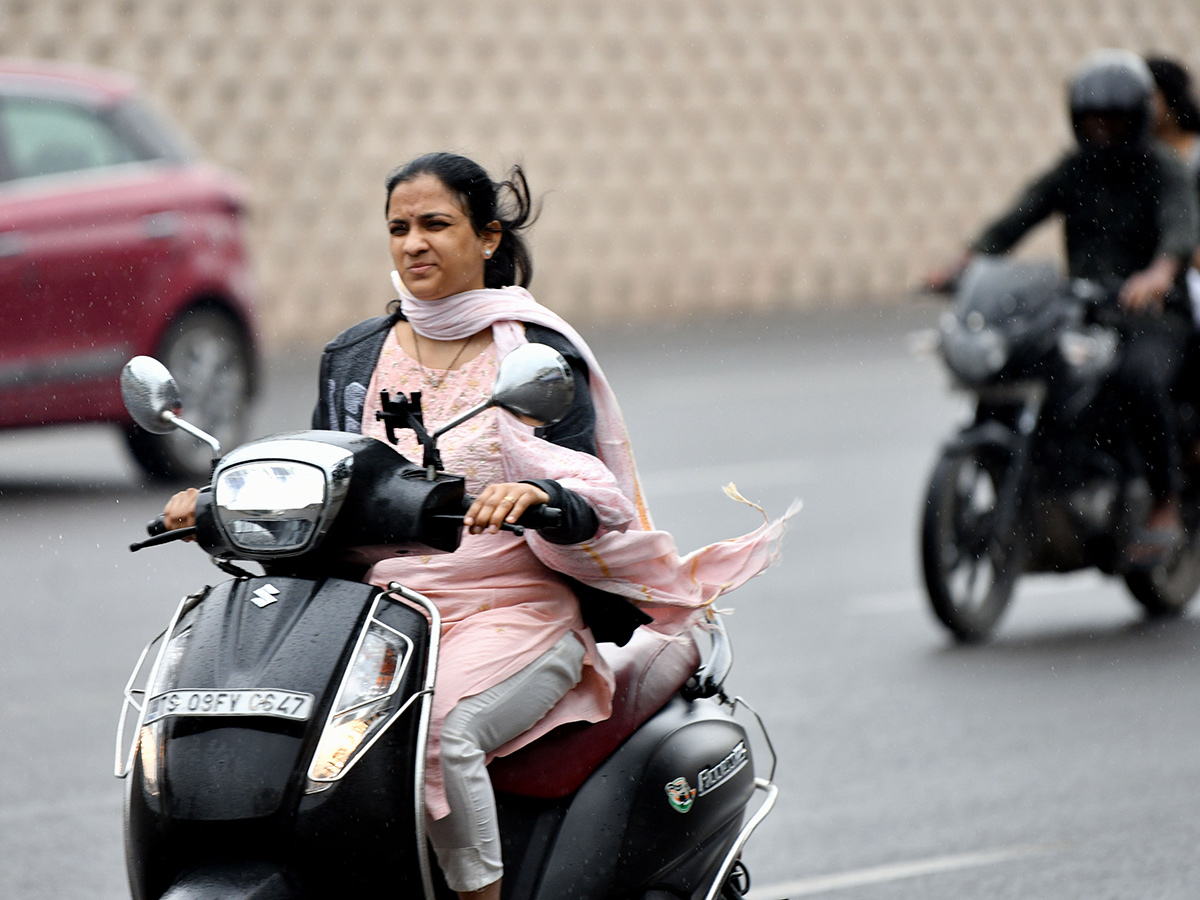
top-left (0, 59), bottom-right (258, 480)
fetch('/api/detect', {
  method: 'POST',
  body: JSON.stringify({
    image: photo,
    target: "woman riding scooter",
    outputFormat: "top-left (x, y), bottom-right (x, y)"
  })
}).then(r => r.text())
top-left (163, 152), bottom-right (793, 900)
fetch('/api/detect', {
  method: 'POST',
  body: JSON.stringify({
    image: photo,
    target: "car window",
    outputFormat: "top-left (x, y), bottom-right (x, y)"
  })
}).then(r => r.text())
top-left (0, 96), bottom-right (150, 181)
top-left (109, 98), bottom-right (196, 163)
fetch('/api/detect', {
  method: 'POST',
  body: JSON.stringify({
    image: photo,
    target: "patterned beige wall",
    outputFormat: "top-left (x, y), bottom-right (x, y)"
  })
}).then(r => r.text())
top-left (2, 0), bottom-right (1198, 346)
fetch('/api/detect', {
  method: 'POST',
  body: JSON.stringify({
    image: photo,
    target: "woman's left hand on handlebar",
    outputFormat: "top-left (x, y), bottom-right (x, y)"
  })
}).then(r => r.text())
top-left (465, 483), bottom-right (551, 535)
top-left (163, 488), bottom-right (199, 536)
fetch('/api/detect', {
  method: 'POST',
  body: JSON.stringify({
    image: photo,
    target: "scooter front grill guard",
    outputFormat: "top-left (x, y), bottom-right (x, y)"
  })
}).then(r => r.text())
top-left (702, 693), bottom-right (779, 900)
top-left (114, 590), bottom-right (199, 779)
top-left (384, 583), bottom-right (443, 900)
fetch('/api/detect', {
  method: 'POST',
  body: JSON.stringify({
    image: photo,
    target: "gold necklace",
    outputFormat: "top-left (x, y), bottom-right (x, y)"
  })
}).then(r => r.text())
top-left (413, 333), bottom-right (470, 389)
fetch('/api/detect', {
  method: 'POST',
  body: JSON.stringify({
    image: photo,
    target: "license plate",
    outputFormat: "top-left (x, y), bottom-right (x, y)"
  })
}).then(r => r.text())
top-left (144, 689), bottom-right (315, 724)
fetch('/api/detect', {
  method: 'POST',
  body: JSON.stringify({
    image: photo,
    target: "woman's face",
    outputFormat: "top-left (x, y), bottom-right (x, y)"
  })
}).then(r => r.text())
top-left (387, 174), bottom-right (500, 301)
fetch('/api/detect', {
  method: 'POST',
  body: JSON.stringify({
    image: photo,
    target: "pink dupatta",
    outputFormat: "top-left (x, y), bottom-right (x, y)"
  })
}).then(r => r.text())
top-left (398, 281), bottom-right (798, 632)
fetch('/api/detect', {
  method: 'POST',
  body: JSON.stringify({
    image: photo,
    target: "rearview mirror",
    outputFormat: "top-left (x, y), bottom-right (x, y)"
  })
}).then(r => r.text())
top-left (120, 356), bottom-right (182, 435)
top-left (490, 342), bottom-right (576, 427)
top-left (120, 356), bottom-right (221, 454)
top-left (430, 343), bottom-right (575, 443)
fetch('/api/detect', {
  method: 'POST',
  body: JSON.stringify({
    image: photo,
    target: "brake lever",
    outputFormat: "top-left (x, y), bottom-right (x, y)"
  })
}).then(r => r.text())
top-left (130, 527), bottom-right (196, 552)
top-left (431, 504), bottom-right (562, 538)
top-left (429, 514), bottom-right (528, 536)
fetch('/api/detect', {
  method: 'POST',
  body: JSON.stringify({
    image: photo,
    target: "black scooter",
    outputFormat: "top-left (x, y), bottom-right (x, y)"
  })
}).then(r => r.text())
top-left (921, 258), bottom-right (1200, 642)
top-left (114, 345), bottom-right (777, 900)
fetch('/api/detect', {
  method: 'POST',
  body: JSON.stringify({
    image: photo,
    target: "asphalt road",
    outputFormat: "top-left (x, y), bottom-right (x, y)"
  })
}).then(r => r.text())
top-left (1, 304), bottom-right (1198, 899)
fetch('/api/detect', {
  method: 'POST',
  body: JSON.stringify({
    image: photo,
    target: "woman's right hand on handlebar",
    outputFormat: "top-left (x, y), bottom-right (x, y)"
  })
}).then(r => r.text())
top-left (164, 488), bottom-right (199, 535)
top-left (464, 482), bottom-right (552, 535)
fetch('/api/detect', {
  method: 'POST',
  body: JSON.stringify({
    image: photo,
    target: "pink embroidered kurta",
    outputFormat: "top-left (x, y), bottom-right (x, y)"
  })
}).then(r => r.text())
top-left (360, 329), bottom-right (614, 819)
top-left (394, 286), bottom-right (798, 635)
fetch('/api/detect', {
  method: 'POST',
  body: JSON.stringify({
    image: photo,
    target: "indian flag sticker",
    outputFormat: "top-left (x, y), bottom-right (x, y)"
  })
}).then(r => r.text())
top-left (665, 777), bottom-right (697, 813)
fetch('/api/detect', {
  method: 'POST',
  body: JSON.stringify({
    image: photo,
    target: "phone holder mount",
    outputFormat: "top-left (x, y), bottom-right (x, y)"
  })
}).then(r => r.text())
top-left (375, 390), bottom-right (444, 479)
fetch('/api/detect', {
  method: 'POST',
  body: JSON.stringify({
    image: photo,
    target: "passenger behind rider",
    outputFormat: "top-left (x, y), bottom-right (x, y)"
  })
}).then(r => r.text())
top-left (162, 152), bottom-right (792, 900)
top-left (925, 49), bottom-right (1200, 560)
top-left (1147, 56), bottom-right (1200, 427)
top-left (1147, 56), bottom-right (1200, 193)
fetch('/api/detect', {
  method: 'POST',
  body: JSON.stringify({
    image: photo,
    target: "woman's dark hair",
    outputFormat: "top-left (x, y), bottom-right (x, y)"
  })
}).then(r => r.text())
top-left (1146, 56), bottom-right (1200, 133)
top-left (385, 153), bottom-right (539, 289)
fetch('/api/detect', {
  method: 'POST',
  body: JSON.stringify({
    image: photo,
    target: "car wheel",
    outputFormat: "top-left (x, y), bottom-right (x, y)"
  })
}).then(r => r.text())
top-left (126, 306), bottom-right (254, 483)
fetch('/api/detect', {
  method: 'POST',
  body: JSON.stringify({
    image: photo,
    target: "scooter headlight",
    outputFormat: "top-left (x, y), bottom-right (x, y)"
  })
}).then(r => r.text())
top-left (307, 620), bottom-right (413, 788)
top-left (214, 461), bottom-right (327, 554)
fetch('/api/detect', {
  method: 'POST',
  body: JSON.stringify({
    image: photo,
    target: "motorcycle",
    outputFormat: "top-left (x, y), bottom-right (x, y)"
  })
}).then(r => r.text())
top-left (920, 258), bottom-right (1200, 642)
top-left (113, 345), bottom-right (778, 899)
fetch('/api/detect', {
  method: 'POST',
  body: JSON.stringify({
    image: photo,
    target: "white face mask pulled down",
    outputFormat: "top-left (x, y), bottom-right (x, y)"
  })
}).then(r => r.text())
top-left (391, 269), bottom-right (416, 300)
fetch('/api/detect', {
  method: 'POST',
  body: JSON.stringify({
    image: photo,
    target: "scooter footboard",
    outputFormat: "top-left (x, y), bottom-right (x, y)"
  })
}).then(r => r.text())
top-left (159, 862), bottom-right (297, 900)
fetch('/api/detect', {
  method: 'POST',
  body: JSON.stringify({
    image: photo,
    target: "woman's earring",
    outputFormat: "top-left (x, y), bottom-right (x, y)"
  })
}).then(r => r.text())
top-left (484, 250), bottom-right (492, 258)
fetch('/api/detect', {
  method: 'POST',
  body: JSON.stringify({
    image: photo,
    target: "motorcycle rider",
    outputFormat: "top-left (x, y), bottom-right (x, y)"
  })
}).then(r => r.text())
top-left (926, 49), bottom-right (1200, 560)
top-left (163, 152), bottom-right (794, 900)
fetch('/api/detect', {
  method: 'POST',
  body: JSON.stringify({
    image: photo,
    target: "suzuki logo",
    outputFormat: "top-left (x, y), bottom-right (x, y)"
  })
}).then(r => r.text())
top-left (250, 584), bottom-right (281, 608)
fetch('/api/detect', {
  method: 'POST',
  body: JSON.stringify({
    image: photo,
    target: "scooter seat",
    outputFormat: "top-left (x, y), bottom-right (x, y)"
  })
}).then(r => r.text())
top-left (489, 628), bottom-right (701, 799)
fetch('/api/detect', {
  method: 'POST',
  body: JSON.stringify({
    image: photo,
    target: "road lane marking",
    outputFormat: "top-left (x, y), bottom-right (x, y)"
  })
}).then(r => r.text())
top-left (640, 458), bottom-right (815, 498)
top-left (1021, 571), bottom-right (1110, 598)
top-left (844, 588), bottom-right (921, 615)
top-left (0, 792), bottom-right (115, 823)
top-left (746, 844), bottom-right (1057, 898)
top-left (845, 572), bottom-right (1119, 616)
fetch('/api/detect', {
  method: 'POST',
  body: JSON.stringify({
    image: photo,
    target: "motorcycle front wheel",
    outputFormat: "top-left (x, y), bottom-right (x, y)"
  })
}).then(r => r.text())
top-left (921, 448), bottom-right (1022, 642)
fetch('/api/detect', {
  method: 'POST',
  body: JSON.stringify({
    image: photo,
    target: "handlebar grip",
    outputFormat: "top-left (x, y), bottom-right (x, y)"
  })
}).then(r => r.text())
top-left (516, 505), bottom-right (563, 530)
top-left (450, 499), bottom-right (563, 534)
top-left (147, 514), bottom-right (168, 537)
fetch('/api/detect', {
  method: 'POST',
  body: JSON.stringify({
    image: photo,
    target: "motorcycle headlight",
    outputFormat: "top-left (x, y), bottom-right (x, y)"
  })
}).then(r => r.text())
top-left (940, 320), bottom-right (1009, 383)
top-left (1058, 327), bottom-right (1118, 376)
top-left (307, 620), bottom-right (413, 789)
top-left (214, 461), bottom-right (327, 554)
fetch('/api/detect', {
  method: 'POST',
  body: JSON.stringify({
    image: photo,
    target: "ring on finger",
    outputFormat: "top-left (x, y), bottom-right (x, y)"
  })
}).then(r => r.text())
top-left (503, 495), bottom-right (516, 503)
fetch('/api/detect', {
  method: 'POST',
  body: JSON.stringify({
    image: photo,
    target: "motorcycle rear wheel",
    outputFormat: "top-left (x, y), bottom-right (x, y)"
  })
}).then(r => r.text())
top-left (1124, 534), bottom-right (1200, 617)
top-left (921, 449), bottom-right (1021, 642)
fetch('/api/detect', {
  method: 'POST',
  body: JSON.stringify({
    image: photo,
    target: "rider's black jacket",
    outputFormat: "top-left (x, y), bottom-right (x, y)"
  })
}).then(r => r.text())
top-left (970, 141), bottom-right (1200, 502)
top-left (971, 142), bottom-right (1199, 307)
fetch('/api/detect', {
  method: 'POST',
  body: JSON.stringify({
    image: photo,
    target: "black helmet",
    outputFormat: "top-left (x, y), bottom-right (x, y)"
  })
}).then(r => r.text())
top-left (1068, 49), bottom-right (1154, 149)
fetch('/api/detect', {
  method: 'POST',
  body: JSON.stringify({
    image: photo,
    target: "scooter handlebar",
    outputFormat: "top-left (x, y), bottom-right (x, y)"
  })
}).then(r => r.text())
top-left (435, 499), bottom-right (563, 536)
top-left (132, 499), bottom-right (563, 552)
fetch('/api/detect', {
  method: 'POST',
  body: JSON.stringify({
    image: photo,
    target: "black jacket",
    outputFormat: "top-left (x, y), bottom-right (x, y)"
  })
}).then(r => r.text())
top-left (972, 143), bottom-right (1200, 305)
top-left (312, 312), bottom-right (651, 644)
top-left (313, 312), bottom-right (598, 455)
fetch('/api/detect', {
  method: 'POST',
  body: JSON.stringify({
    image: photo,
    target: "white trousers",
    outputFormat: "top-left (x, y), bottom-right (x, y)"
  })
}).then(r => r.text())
top-left (426, 633), bottom-right (585, 893)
